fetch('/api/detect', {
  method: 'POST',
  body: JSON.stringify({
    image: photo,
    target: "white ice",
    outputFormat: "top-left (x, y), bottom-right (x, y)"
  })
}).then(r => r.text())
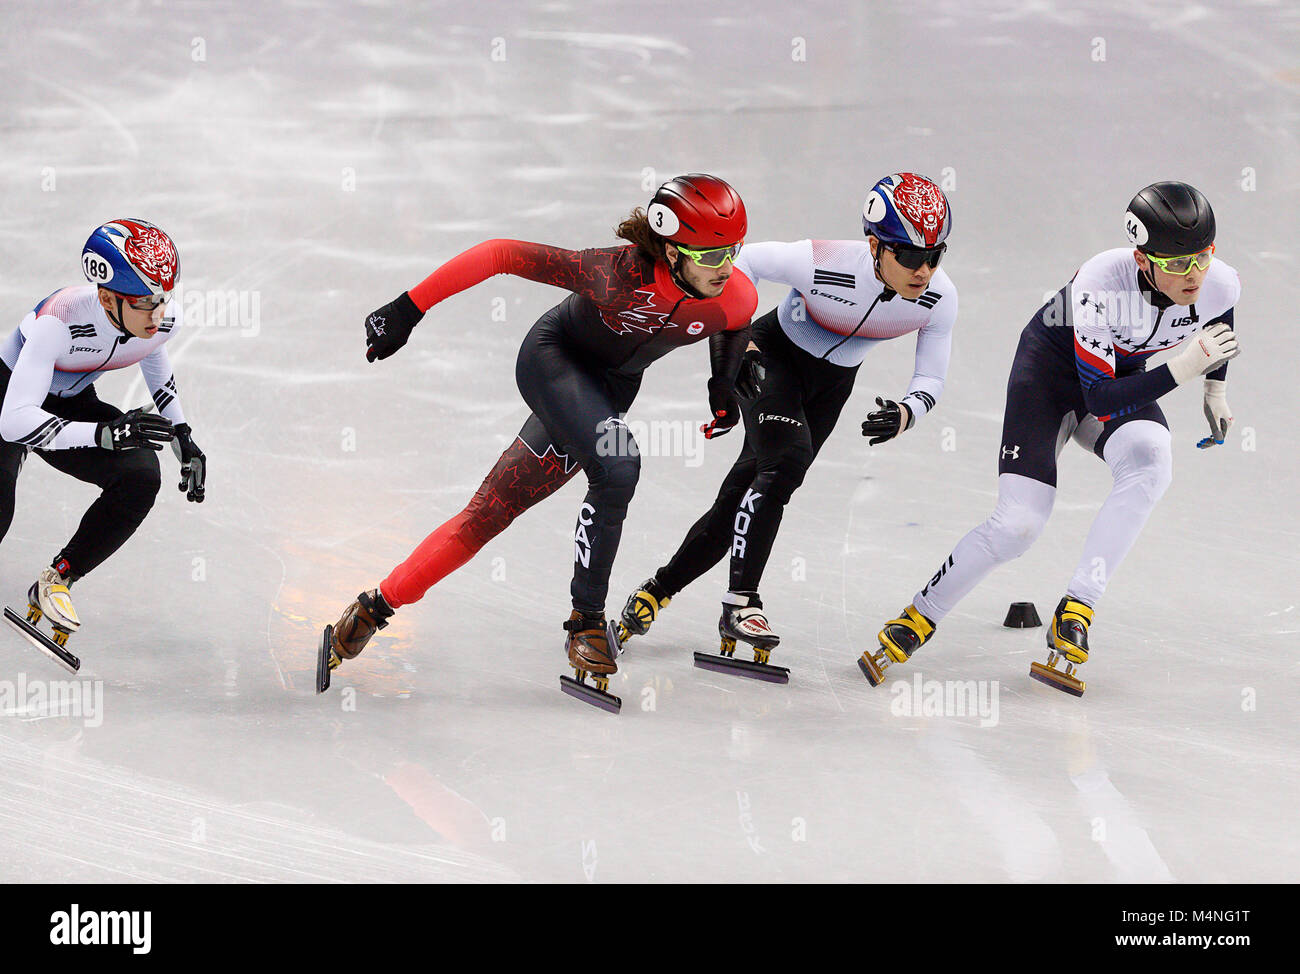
top-left (0, 0), bottom-right (1296, 882)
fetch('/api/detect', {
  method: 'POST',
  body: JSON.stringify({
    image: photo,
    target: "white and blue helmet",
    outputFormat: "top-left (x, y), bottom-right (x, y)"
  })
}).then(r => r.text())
top-left (81, 218), bottom-right (179, 298)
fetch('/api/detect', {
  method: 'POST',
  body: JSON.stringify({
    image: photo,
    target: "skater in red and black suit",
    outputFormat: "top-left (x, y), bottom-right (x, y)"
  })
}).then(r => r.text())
top-left (321, 175), bottom-right (756, 696)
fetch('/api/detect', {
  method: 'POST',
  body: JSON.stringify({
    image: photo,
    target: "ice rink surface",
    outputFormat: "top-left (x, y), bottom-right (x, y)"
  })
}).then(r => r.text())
top-left (0, 0), bottom-right (1296, 882)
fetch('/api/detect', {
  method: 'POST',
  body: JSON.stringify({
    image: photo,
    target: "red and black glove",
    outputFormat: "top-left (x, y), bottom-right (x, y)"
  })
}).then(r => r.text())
top-left (701, 377), bottom-right (741, 439)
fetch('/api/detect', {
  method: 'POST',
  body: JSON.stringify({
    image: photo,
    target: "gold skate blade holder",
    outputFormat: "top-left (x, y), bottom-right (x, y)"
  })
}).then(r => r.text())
top-left (1029, 651), bottom-right (1086, 697)
top-left (857, 647), bottom-right (891, 687)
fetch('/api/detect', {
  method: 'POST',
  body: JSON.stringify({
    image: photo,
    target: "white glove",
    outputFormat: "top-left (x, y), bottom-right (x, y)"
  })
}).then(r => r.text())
top-left (1197, 379), bottom-right (1232, 449)
top-left (1167, 323), bottom-right (1239, 385)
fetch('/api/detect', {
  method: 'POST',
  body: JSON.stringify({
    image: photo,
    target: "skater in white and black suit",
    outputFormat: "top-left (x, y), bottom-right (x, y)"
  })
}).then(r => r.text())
top-left (0, 219), bottom-right (205, 653)
top-left (860, 182), bottom-right (1240, 696)
top-left (617, 173), bottom-right (957, 673)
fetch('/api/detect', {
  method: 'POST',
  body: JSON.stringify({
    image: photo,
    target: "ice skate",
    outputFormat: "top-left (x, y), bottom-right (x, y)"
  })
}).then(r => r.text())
top-left (693, 593), bottom-right (789, 684)
top-left (859, 604), bottom-right (934, 687)
top-left (1029, 597), bottom-right (1092, 697)
top-left (3, 567), bottom-right (81, 673)
top-left (559, 610), bottom-right (622, 713)
top-left (616, 576), bottom-right (671, 644)
top-left (317, 588), bottom-right (393, 693)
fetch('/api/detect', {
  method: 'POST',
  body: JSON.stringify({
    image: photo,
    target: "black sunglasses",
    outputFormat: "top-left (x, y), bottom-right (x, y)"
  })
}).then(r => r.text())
top-left (887, 242), bottom-right (946, 270)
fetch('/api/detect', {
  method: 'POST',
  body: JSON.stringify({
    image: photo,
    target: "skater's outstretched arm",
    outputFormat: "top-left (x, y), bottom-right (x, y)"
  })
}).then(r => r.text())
top-left (367, 240), bottom-right (648, 361)
top-left (0, 317), bottom-right (97, 450)
top-left (408, 239), bottom-right (637, 312)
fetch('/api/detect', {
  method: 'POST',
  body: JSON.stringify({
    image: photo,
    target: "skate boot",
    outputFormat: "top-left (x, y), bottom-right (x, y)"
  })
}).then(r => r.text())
top-left (693, 592), bottom-right (789, 683)
top-left (1029, 596), bottom-right (1092, 697)
top-left (559, 610), bottom-right (623, 713)
top-left (859, 604), bottom-right (935, 687)
top-left (3, 566), bottom-right (83, 673)
top-left (316, 588), bottom-right (394, 693)
top-left (617, 576), bottom-right (671, 643)
top-left (29, 567), bottom-right (80, 644)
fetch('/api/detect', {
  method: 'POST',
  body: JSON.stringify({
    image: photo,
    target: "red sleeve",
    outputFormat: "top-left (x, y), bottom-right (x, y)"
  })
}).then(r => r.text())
top-left (408, 239), bottom-right (631, 313)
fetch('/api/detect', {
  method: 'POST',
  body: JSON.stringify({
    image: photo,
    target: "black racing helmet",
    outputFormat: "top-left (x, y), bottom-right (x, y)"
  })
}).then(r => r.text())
top-left (1124, 181), bottom-right (1215, 256)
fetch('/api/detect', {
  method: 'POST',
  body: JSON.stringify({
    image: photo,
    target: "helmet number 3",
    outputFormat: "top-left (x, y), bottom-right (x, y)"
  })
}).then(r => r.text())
top-left (646, 201), bottom-right (680, 237)
top-left (82, 253), bottom-right (112, 284)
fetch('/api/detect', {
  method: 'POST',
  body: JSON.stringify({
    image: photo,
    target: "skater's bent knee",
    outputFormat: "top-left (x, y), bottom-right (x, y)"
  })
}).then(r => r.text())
top-left (753, 456), bottom-right (812, 504)
top-left (117, 454), bottom-right (162, 496)
top-left (983, 507), bottom-right (1048, 560)
top-left (588, 452), bottom-right (640, 495)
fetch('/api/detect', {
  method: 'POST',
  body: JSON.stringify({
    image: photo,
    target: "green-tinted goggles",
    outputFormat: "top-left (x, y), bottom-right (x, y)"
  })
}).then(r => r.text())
top-left (676, 241), bottom-right (743, 268)
top-left (1146, 243), bottom-right (1214, 276)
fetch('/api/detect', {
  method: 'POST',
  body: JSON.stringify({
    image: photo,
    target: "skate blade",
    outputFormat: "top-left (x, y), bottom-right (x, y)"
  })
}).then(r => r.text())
top-left (559, 674), bottom-right (622, 714)
top-left (1029, 660), bottom-right (1086, 697)
top-left (857, 650), bottom-right (886, 687)
top-left (693, 651), bottom-right (790, 684)
top-left (316, 625), bottom-right (334, 694)
top-left (4, 606), bottom-right (80, 674)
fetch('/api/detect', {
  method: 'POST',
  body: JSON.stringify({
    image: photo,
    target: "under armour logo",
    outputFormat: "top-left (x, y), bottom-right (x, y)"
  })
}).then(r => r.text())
top-left (115, 425), bottom-right (130, 441)
top-left (369, 314), bottom-right (386, 335)
top-left (1001, 444), bottom-right (1020, 460)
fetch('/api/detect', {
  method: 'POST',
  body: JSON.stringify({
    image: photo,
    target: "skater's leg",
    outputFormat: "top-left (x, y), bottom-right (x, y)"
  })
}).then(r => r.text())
top-left (1065, 413), bottom-right (1172, 607)
top-left (515, 333), bottom-right (642, 616)
top-left (654, 441), bottom-right (756, 596)
top-left (726, 358), bottom-right (815, 595)
top-left (912, 473), bottom-right (1057, 622)
top-left (908, 322), bottom-right (1088, 623)
top-left (35, 397), bottom-right (161, 579)
top-left (0, 439), bottom-right (24, 548)
top-left (380, 413), bottom-right (579, 608)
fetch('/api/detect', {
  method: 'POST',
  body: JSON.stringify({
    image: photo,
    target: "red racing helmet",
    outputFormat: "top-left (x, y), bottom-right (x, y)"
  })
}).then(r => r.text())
top-left (646, 173), bottom-right (747, 248)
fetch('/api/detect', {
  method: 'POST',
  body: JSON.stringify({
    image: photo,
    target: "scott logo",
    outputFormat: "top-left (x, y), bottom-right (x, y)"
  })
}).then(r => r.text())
top-left (758, 413), bottom-right (803, 427)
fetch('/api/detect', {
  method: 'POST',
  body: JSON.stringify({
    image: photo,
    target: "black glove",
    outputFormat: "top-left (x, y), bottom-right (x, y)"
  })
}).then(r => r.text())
top-left (365, 291), bottom-right (424, 362)
top-left (735, 348), bottom-right (765, 399)
top-left (861, 397), bottom-right (912, 445)
top-left (701, 377), bottom-right (741, 439)
top-left (171, 423), bottom-right (206, 502)
top-left (97, 408), bottom-right (175, 452)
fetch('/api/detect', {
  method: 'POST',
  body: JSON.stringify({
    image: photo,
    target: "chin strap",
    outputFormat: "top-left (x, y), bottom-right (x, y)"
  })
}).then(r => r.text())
top-left (101, 293), bottom-right (131, 335)
top-left (667, 254), bottom-right (706, 299)
top-left (1136, 260), bottom-right (1174, 308)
